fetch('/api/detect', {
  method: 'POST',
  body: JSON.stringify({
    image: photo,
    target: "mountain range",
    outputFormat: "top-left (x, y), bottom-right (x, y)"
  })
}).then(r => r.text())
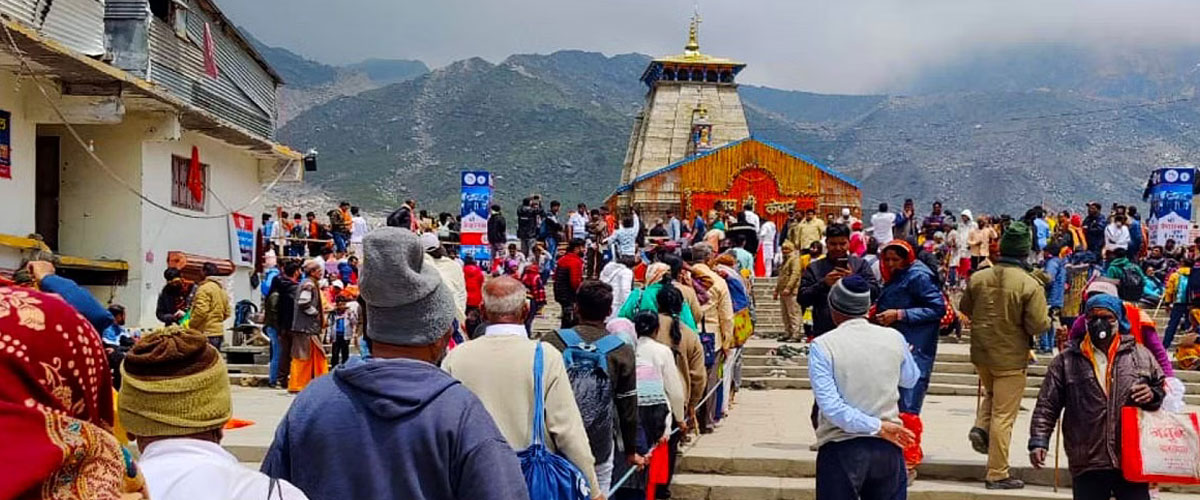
top-left (255, 35), bottom-right (1200, 215)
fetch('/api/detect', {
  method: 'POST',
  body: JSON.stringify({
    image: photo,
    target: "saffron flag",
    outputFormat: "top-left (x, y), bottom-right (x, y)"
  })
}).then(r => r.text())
top-left (188, 146), bottom-right (204, 204)
top-left (202, 23), bottom-right (219, 79)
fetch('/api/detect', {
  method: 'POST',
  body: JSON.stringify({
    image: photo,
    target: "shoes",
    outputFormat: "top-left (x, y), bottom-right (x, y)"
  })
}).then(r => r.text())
top-left (808, 443), bottom-right (818, 452)
top-left (985, 478), bottom-right (1025, 490)
top-left (968, 427), bottom-right (989, 455)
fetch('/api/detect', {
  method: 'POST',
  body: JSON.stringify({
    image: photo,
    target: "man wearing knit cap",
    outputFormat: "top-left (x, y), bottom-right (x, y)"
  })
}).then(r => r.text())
top-left (959, 221), bottom-right (1050, 490)
top-left (262, 227), bottom-right (529, 500)
top-left (810, 275), bottom-right (920, 499)
top-left (118, 327), bottom-right (308, 500)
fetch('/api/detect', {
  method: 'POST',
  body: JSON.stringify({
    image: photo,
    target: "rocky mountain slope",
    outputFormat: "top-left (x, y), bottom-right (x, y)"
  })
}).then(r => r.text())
top-left (242, 30), bottom-right (429, 124)
top-left (260, 40), bottom-right (1200, 214)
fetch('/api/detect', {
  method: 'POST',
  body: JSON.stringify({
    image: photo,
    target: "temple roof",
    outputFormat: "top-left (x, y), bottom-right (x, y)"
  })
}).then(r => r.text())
top-left (641, 13), bottom-right (745, 86)
top-left (611, 137), bottom-right (861, 196)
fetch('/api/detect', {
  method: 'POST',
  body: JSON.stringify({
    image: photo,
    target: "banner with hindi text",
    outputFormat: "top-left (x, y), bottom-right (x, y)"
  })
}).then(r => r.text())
top-left (1146, 166), bottom-right (1194, 247)
top-left (460, 171), bottom-right (492, 262)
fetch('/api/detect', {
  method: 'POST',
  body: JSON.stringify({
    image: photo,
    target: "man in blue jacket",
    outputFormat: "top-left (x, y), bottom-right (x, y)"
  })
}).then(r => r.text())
top-left (262, 227), bottom-right (529, 500)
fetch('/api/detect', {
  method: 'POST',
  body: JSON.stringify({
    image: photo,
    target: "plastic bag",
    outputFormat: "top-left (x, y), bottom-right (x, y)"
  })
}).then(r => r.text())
top-left (1163, 377), bottom-right (1187, 414)
top-left (1120, 406), bottom-right (1200, 485)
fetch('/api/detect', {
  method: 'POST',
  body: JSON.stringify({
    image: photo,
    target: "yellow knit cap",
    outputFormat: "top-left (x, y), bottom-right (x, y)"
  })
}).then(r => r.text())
top-left (117, 327), bottom-right (232, 437)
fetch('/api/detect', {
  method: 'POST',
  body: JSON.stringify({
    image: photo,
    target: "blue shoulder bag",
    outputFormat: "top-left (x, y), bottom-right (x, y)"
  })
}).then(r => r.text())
top-left (518, 343), bottom-right (592, 500)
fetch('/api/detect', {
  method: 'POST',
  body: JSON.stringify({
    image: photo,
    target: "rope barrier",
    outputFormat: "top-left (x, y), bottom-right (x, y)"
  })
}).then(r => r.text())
top-left (606, 347), bottom-right (743, 496)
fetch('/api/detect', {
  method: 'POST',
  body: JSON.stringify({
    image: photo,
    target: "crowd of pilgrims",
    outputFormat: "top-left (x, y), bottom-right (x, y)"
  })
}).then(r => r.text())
top-left (2, 193), bottom-right (1197, 500)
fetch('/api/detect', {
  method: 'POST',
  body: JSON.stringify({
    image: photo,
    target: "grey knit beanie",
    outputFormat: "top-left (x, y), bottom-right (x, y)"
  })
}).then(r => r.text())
top-left (360, 227), bottom-right (455, 346)
top-left (828, 275), bottom-right (871, 317)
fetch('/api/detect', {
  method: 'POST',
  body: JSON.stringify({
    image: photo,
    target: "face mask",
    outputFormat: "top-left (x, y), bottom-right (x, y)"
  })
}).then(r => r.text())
top-left (1087, 316), bottom-right (1114, 342)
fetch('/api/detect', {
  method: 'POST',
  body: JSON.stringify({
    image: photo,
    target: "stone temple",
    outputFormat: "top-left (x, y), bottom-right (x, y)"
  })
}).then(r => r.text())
top-left (610, 15), bottom-right (860, 226)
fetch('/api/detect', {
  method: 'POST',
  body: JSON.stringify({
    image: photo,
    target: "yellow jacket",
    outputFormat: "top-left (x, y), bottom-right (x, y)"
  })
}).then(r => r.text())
top-left (776, 253), bottom-right (803, 294)
top-left (189, 278), bottom-right (230, 337)
top-left (1164, 268), bottom-right (1191, 305)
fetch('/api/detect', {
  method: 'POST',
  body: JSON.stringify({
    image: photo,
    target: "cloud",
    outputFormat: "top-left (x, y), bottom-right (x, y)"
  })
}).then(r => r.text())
top-left (216, 0), bottom-right (1200, 94)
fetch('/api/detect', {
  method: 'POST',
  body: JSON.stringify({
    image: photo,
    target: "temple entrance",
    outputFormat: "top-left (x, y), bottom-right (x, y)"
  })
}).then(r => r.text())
top-left (684, 167), bottom-right (815, 229)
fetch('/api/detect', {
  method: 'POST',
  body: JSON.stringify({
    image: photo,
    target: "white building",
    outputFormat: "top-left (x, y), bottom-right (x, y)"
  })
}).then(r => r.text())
top-left (0, 0), bottom-right (302, 331)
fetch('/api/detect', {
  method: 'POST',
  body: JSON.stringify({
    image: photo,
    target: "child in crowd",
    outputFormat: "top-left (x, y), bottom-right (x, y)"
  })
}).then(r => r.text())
top-left (520, 262), bottom-right (546, 336)
top-left (328, 296), bottom-right (357, 367)
top-left (612, 311), bottom-right (686, 500)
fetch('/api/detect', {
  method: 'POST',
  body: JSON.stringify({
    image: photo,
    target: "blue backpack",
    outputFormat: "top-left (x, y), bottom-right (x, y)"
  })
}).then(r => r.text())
top-left (556, 329), bottom-right (625, 464)
top-left (519, 343), bottom-right (591, 500)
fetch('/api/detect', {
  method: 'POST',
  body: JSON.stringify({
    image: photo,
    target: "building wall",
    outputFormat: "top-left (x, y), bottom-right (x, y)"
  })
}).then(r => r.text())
top-left (624, 82), bottom-right (750, 182)
top-left (137, 130), bottom-right (262, 330)
top-left (42, 118), bottom-right (147, 308)
top-left (0, 69), bottom-right (38, 269)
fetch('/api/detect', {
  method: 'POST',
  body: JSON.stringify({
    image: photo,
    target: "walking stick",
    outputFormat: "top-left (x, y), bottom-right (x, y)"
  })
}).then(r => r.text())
top-left (975, 379), bottom-right (982, 414)
top-left (1053, 421), bottom-right (1062, 493)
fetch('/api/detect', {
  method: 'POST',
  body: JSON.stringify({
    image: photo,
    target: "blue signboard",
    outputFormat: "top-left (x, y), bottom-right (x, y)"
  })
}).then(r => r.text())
top-left (1146, 166), bottom-right (1194, 246)
top-left (460, 171), bottom-right (492, 262)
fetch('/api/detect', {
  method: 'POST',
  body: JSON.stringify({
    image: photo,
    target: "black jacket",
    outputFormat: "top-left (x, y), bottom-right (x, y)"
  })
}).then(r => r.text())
top-left (155, 282), bottom-right (189, 325)
top-left (1083, 214), bottom-right (1106, 253)
top-left (274, 277), bottom-right (299, 333)
top-left (516, 205), bottom-right (539, 239)
top-left (797, 255), bottom-right (881, 337)
top-left (487, 213), bottom-right (507, 245)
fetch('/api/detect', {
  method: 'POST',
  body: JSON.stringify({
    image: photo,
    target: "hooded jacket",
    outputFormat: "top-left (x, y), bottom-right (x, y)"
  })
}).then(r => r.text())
top-left (261, 358), bottom-right (530, 500)
top-left (876, 244), bottom-right (945, 366)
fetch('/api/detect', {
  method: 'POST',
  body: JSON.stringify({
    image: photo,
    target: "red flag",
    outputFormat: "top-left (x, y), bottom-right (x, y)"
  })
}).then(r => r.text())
top-left (202, 23), bottom-right (219, 79)
top-left (188, 146), bottom-right (204, 204)
top-left (645, 440), bottom-right (670, 500)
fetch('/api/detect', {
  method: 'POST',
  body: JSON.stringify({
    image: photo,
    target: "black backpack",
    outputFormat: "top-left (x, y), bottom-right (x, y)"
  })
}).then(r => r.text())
top-left (1117, 265), bottom-right (1145, 302)
top-left (555, 329), bottom-right (624, 464)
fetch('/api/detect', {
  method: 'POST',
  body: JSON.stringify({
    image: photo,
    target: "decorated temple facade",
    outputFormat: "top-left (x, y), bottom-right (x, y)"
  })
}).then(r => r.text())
top-left (612, 138), bottom-right (860, 231)
top-left (610, 15), bottom-right (860, 227)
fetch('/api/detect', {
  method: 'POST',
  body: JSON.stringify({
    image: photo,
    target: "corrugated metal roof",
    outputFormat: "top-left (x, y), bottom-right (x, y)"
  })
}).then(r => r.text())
top-left (39, 0), bottom-right (106, 56)
top-left (1, 0), bottom-right (106, 56)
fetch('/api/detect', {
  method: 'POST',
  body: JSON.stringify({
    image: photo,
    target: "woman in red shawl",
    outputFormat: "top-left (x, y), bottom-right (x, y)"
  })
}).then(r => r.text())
top-left (872, 240), bottom-right (946, 480)
top-left (0, 286), bottom-right (147, 499)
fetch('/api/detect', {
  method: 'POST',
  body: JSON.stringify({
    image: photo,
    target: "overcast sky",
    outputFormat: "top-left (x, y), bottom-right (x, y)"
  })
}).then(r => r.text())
top-left (216, 0), bottom-right (1200, 94)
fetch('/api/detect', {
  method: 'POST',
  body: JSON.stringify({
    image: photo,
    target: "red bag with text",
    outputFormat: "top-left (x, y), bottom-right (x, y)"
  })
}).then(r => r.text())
top-left (1120, 407), bottom-right (1200, 485)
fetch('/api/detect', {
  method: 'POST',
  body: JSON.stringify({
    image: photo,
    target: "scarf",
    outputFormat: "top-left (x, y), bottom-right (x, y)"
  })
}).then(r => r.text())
top-left (880, 240), bottom-right (916, 283)
top-left (0, 287), bottom-right (147, 500)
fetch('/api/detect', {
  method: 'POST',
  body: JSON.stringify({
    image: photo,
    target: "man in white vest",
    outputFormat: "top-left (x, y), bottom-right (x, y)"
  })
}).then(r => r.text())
top-left (809, 275), bottom-right (921, 497)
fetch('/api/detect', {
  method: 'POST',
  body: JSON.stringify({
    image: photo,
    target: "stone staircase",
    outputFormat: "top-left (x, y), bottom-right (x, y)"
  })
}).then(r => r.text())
top-left (739, 342), bottom-right (1200, 405)
top-left (669, 338), bottom-right (1200, 499)
top-left (752, 276), bottom-right (786, 336)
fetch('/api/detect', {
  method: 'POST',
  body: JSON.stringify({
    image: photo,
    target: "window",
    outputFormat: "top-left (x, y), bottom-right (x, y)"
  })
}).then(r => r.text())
top-left (149, 0), bottom-right (190, 39)
top-left (170, 154), bottom-right (207, 212)
top-left (149, 0), bottom-right (170, 22)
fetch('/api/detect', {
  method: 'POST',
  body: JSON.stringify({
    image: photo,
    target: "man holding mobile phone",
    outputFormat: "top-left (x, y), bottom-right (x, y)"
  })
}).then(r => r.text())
top-left (799, 223), bottom-right (882, 434)
top-left (799, 223), bottom-right (881, 342)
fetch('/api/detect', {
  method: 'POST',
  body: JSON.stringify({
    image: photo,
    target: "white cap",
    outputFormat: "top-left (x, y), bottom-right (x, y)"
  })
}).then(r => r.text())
top-left (419, 232), bottom-right (440, 251)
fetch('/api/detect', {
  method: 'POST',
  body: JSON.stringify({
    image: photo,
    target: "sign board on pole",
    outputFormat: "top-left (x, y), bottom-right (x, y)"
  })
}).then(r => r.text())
top-left (460, 171), bottom-right (492, 263)
top-left (1146, 166), bottom-right (1195, 247)
top-left (0, 109), bottom-right (11, 179)
top-left (229, 212), bottom-right (256, 267)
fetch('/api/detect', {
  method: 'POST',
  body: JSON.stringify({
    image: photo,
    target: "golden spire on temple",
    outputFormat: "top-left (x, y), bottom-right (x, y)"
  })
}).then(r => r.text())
top-left (684, 11), bottom-right (701, 56)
